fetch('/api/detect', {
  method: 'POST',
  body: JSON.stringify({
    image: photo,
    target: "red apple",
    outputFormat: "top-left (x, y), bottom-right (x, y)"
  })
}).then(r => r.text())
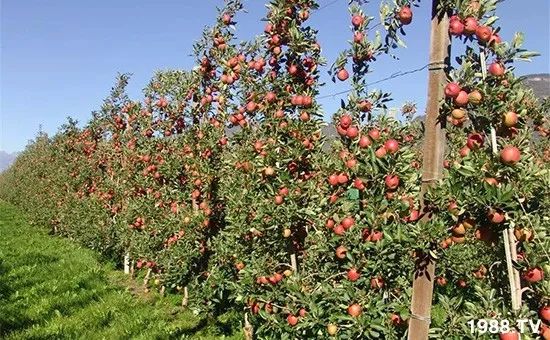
top-left (502, 111), bottom-right (518, 127)
top-left (489, 62), bottom-right (505, 77)
top-left (385, 174), bottom-right (400, 190)
top-left (500, 146), bottom-right (521, 165)
top-left (449, 18), bottom-right (465, 36)
top-left (463, 17), bottom-right (478, 35)
top-left (348, 303), bottom-right (362, 317)
top-left (335, 245), bottom-right (347, 259)
top-left (540, 306), bottom-right (550, 323)
top-left (346, 126), bottom-right (359, 139)
top-left (384, 139), bottom-right (399, 154)
top-left (459, 146), bottom-right (470, 157)
top-left (445, 82), bottom-right (462, 98)
top-left (466, 133), bottom-right (484, 150)
top-left (347, 268), bottom-right (360, 281)
top-left (476, 25), bottom-right (492, 42)
top-left (287, 314), bottom-right (298, 326)
top-left (351, 15), bottom-right (364, 28)
top-left (340, 114), bottom-right (352, 128)
top-left (341, 217), bottom-right (355, 229)
top-left (487, 208), bottom-right (505, 224)
top-left (333, 224), bottom-right (345, 235)
top-left (398, 6), bottom-right (412, 25)
top-left (523, 267), bottom-right (544, 283)
top-left (337, 68), bottom-right (349, 81)
top-left (454, 90), bottom-right (469, 107)
top-left (375, 146), bottom-right (387, 158)
top-left (358, 135), bottom-right (371, 148)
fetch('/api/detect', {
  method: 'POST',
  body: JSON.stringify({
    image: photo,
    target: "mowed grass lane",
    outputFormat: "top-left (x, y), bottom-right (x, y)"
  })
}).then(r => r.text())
top-left (0, 201), bottom-right (241, 339)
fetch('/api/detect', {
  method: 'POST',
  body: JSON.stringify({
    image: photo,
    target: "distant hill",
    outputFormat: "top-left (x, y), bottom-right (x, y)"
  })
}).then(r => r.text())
top-left (523, 73), bottom-right (550, 99)
top-left (0, 151), bottom-right (17, 173)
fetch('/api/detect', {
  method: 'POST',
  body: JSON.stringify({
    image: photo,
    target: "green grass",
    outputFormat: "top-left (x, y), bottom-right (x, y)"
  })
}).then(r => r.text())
top-left (0, 201), bottom-right (242, 340)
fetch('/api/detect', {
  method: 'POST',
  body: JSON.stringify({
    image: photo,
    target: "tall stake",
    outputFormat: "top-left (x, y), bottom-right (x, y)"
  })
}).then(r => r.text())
top-left (408, 1), bottom-right (450, 339)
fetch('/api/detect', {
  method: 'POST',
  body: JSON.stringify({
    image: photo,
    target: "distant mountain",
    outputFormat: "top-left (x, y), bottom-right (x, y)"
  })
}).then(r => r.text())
top-left (0, 151), bottom-right (17, 173)
top-left (523, 73), bottom-right (550, 99)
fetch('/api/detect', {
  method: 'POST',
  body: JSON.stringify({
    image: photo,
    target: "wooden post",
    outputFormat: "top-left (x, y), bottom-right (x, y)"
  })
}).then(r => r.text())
top-left (408, 1), bottom-right (450, 339)
top-left (182, 286), bottom-right (189, 307)
top-left (124, 253), bottom-right (130, 274)
top-left (290, 253), bottom-right (297, 273)
top-left (243, 313), bottom-right (254, 340)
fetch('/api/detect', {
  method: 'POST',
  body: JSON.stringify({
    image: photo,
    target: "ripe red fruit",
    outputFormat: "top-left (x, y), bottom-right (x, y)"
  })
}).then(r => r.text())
top-left (274, 195), bottom-right (284, 205)
top-left (279, 187), bottom-right (289, 196)
top-left (445, 82), bottom-right (462, 98)
top-left (335, 245), bottom-right (347, 259)
top-left (346, 126), bottom-right (359, 139)
top-left (503, 111), bottom-right (518, 127)
top-left (385, 174), bottom-right (400, 190)
top-left (358, 100), bottom-right (372, 112)
top-left (500, 146), bottom-right (521, 165)
top-left (476, 25), bottom-right (492, 42)
top-left (358, 135), bottom-right (371, 148)
top-left (302, 96), bottom-right (313, 107)
top-left (454, 90), bottom-right (469, 107)
top-left (370, 276), bottom-right (384, 289)
top-left (459, 146), bottom-right (470, 158)
top-left (353, 31), bottom-right (364, 43)
top-left (375, 146), bottom-right (387, 158)
top-left (449, 18), bottom-right (465, 36)
top-left (499, 331), bottom-right (519, 340)
top-left (348, 304), bottom-right (362, 317)
top-left (353, 178), bottom-right (365, 190)
top-left (328, 174), bottom-right (339, 186)
top-left (436, 276), bottom-right (447, 286)
top-left (466, 133), bottom-right (484, 150)
top-left (398, 6), bottom-right (412, 25)
top-left (369, 230), bottom-right (384, 242)
top-left (287, 314), bottom-right (298, 326)
top-left (265, 92), bottom-right (276, 103)
top-left (351, 15), bottom-right (364, 28)
top-left (326, 219), bottom-right (335, 229)
top-left (333, 224), bottom-right (345, 235)
top-left (384, 139), bottom-right (399, 154)
top-left (222, 13), bottom-right (232, 25)
top-left (523, 267), bottom-right (544, 283)
top-left (368, 129), bottom-right (381, 140)
top-left (540, 306), bottom-right (550, 323)
top-left (487, 208), bottom-right (505, 224)
top-left (347, 268), bottom-right (360, 281)
top-left (390, 313), bottom-right (404, 327)
top-left (463, 17), bottom-right (478, 35)
top-left (489, 62), bottom-right (505, 77)
top-left (299, 308), bottom-right (307, 317)
top-left (246, 101), bottom-right (257, 112)
top-left (337, 173), bottom-right (349, 184)
top-left (337, 68), bottom-right (349, 81)
top-left (339, 114), bottom-right (352, 128)
top-left (341, 217), bottom-right (354, 229)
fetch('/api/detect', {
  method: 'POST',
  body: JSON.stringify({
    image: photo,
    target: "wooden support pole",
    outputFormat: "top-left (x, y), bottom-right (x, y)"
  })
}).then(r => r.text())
top-left (290, 253), bottom-right (297, 273)
top-left (182, 286), bottom-right (189, 307)
top-left (124, 253), bottom-right (130, 274)
top-left (408, 1), bottom-right (450, 339)
top-left (244, 312), bottom-right (253, 340)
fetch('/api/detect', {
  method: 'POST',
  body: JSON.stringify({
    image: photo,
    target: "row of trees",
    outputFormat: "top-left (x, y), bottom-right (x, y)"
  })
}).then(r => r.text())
top-left (1, 0), bottom-right (548, 338)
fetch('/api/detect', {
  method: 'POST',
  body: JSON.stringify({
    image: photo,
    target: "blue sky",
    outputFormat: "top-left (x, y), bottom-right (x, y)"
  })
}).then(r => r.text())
top-left (1, 0), bottom-right (549, 153)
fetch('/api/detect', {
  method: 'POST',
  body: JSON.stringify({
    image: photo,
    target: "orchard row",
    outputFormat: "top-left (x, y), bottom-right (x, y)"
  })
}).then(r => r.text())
top-left (1, 0), bottom-right (548, 338)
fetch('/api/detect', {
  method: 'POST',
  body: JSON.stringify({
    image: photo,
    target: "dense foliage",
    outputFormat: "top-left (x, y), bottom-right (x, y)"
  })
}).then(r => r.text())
top-left (1, 0), bottom-right (548, 338)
